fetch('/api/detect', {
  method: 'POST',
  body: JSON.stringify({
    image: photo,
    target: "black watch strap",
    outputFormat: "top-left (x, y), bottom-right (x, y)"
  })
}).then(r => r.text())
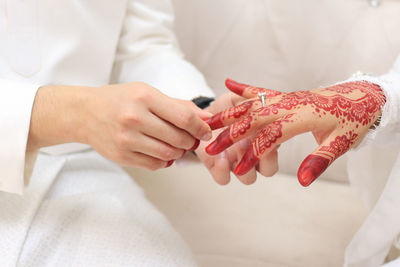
top-left (192, 96), bottom-right (215, 109)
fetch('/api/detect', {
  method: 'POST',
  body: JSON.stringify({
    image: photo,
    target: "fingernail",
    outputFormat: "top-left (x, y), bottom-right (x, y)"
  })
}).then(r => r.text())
top-left (166, 160), bottom-right (174, 168)
top-left (201, 131), bottom-right (212, 141)
top-left (234, 149), bottom-right (259, 176)
top-left (205, 129), bottom-right (233, 155)
top-left (225, 78), bottom-right (244, 96)
top-left (205, 113), bottom-right (224, 130)
top-left (297, 155), bottom-right (329, 186)
top-left (189, 139), bottom-right (200, 151)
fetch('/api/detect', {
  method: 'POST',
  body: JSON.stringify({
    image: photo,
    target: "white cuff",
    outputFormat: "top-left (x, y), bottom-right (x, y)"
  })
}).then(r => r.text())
top-left (0, 79), bottom-right (39, 194)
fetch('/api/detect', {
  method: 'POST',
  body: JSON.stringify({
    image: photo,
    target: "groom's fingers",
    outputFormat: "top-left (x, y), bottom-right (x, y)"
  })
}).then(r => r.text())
top-left (225, 78), bottom-right (282, 99)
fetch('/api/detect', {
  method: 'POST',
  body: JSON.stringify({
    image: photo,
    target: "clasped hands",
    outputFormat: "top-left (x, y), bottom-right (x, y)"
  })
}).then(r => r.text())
top-left (30, 78), bottom-right (384, 187)
top-left (197, 78), bottom-right (385, 186)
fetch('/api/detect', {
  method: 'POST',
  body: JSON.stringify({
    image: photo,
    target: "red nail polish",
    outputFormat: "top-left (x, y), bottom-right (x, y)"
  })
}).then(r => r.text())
top-left (189, 139), bottom-right (200, 151)
top-left (166, 160), bottom-right (174, 168)
top-left (297, 155), bottom-right (329, 186)
top-left (234, 149), bottom-right (259, 176)
top-left (205, 129), bottom-right (233, 155)
top-left (225, 78), bottom-right (245, 96)
top-left (205, 113), bottom-right (224, 130)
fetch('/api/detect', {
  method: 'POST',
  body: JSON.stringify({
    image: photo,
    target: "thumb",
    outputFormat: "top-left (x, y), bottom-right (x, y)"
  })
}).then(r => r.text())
top-left (225, 78), bottom-right (282, 99)
top-left (297, 131), bottom-right (359, 187)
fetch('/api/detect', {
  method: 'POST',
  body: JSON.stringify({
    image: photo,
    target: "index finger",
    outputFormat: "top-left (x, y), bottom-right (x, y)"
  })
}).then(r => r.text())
top-left (225, 78), bottom-right (282, 99)
top-left (150, 94), bottom-right (212, 142)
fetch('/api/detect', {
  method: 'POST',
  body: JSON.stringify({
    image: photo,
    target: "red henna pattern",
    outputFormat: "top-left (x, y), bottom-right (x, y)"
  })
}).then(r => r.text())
top-left (254, 114), bottom-right (294, 156)
top-left (255, 82), bottom-right (384, 126)
top-left (248, 86), bottom-right (282, 97)
top-left (206, 101), bottom-right (255, 130)
top-left (223, 101), bottom-right (254, 120)
top-left (324, 83), bottom-right (354, 94)
top-left (317, 131), bottom-right (358, 163)
top-left (234, 114), bottom-right (294, 175)
top-left (297, 131), bottom-right (358, 186)
top-left (231, 114), bottom-right (253, 138)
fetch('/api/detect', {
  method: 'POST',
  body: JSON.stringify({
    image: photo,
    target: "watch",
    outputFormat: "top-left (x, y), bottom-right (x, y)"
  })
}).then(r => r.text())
top-left (191, 96), bottom-right (215, 109)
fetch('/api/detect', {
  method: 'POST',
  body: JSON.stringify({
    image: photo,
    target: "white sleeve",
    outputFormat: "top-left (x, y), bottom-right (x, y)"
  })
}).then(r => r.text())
top-left (342, 57), bottom-right (400, 266)
top-left (0, 79), bottom-right (39, 195)
top-left (111, 0), bottom-right (215, 100)
top-left (340, 56), bottom-right (400, 147)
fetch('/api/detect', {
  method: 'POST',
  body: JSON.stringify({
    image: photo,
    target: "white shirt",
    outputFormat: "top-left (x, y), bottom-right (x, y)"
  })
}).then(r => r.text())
top-left (0, 0), bottom-right (214, 194)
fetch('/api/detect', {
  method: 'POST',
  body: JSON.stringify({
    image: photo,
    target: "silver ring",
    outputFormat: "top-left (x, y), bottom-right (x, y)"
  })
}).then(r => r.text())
top-left (258, 92), bottom-right (266, 107)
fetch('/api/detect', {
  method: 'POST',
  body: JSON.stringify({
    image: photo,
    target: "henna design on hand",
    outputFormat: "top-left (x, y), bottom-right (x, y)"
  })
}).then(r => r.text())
top-left (206, 79), bottom-right (386, 186)
top-left (298, 131), bottom-right (358, 186)
top-left (206, 100), bottom-right (255, 130)
top-left (234, 114), bottom-right (295, 175)
top-left (317, 131), bottom-right (358, 163)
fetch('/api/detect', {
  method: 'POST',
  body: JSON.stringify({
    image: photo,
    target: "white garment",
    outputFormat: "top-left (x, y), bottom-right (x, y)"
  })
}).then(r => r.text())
top-left (383, 257), bottom-right (400, 267)
top-left (339, 58), bottom-right (400, 267)
top-left (0, 0), bottom-right (214, 194)
top-left (13, 150), bottom-right (196, 267)
top-left (0, 0), bottom-right (212, 266)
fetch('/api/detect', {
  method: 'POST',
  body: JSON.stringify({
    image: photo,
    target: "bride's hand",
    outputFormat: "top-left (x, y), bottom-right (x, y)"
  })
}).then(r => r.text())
top-left (205, 79), bottom-right (385, 186)
top-left (196, 92), bottom-right (280, 185)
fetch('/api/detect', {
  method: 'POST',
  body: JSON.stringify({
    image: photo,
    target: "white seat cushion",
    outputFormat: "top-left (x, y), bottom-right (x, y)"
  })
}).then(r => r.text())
top-left (129, 156), bottom-right (367, 267)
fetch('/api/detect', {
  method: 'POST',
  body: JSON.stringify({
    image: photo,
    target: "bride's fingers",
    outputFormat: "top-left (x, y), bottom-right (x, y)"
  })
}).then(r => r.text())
top-left (297, 130), bottom-right (360, 187)
top-left (205, 104), bottom-right (287, 155)
top-left (206, 99), bottom-right (262, 130)
top-left (234, 114), bottom-right (312, 176)
top-left (225, 78), bottom-right (282, 99)
top-left (234, 139), bottom-right (257, 185)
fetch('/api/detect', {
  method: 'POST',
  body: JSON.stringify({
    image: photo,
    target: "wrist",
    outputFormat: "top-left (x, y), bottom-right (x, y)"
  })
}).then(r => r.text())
top-left (28, 85), bottom-right (91, 150)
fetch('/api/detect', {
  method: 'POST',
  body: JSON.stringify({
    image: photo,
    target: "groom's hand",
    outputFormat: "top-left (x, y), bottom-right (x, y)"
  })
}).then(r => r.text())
top-left (28, 82), bottom-right (213, 170)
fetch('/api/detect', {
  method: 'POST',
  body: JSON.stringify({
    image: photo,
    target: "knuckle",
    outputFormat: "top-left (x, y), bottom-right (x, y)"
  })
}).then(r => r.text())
top-left (115, 131), bottom-right (132, 149)
top-left (132, 82), bottom-right (153, 102)
top-left (177, 111), bottom-right (194, 128)
top-left (135, 89), bottom-right (149, 102)
top-left (118, 111), bottom-right (141, 126)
